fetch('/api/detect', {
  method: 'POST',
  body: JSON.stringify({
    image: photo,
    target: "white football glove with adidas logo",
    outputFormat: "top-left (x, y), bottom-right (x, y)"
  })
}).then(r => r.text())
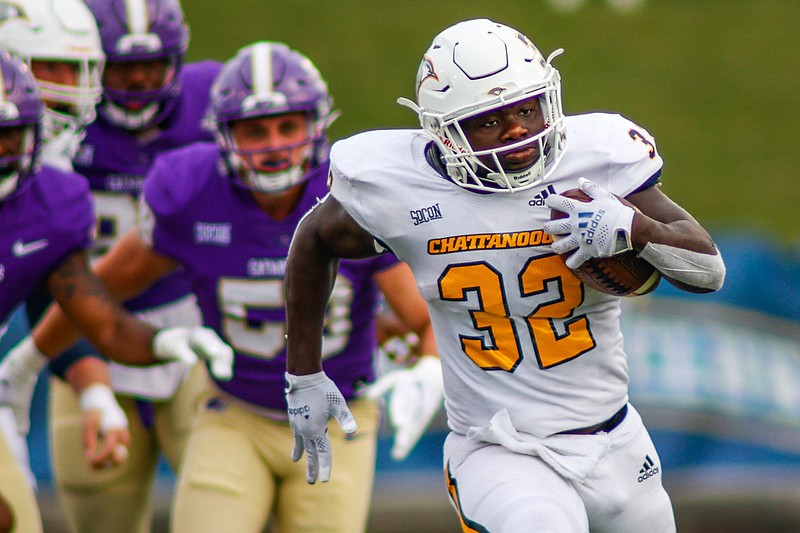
top-left (366, 355), bottom-right (444, 460)
top-left (153, 326), bottom-right (234, 381)
top-left (543, 177), bottom-right (635, 269)
top-left (285, 371), bottom-right (357, 484)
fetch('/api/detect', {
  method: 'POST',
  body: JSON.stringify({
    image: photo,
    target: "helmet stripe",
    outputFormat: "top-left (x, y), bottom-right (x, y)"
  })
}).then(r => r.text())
top-left (125, 0), bottom-right (149, 34)
top-left (251, 42), bottom-right (273, 100)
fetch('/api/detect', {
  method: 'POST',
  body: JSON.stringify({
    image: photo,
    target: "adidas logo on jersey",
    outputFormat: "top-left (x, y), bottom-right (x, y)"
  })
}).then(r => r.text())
top-left (638, 455), bottom-right (659, 482)
top-left (528, 184), bottom-right (557, 206)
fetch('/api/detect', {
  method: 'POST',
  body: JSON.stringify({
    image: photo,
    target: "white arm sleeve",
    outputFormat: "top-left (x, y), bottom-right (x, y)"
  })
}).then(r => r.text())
top-left (638, 242), bottom-right (726, 291)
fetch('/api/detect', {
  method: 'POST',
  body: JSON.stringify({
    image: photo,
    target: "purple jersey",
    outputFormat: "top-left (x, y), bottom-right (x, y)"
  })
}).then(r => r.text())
top-left (141, 143), bottom-right (398, 410)
top-left (72, 61), bottom-right (222, 311)
top-left (0, 167), bottom-right (94, 323)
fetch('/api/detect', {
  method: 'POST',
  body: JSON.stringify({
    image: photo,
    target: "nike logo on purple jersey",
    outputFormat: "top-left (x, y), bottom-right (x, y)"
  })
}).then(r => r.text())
top-left (12, 238), bottom-right (49, 257)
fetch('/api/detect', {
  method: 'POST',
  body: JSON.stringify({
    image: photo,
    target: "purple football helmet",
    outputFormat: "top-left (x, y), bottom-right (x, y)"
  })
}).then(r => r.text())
top-left (0, 50), bottom-right (43, 199)
top-left (84, 0), bottom-right (189, 130)
top-left (208, 41), bottom-right (336, 193)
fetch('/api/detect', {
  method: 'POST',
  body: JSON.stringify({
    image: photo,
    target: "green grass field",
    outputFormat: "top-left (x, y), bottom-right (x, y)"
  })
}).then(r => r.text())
top-left (182, 0), bottom-right (800, 244)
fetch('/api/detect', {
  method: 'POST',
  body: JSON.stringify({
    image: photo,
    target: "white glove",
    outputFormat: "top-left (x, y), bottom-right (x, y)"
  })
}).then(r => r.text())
top-left (543, 177), bottom-right (635, 269)
top-left (0, 336), bottom-right (48, 435)
top-left (366, 355), bottom-right (444, 460)
top-left (153, 326), bottom-right (234, 381)
top-left (79, 383), bottom-right (128, 435)
top-left (80, 383), bottom-right (130, 467)
top-left (285, 371), bottom-right (357, 484)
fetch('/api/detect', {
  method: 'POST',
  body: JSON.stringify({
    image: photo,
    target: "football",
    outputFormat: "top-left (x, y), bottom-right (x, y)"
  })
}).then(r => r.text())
top-left (549, 189), bottom-right (661, 297)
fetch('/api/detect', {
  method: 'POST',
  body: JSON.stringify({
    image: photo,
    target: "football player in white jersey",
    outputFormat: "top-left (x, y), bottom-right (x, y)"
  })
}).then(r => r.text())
top-left (284, 18), bottom-right (725, 533)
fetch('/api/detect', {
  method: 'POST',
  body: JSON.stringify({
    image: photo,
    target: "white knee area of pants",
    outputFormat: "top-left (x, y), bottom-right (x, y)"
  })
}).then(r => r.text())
top-left (596, 489), bottom-right (676, 533)
top-left (493, 493), bottom-right (588, 533)
top-left (445, 433), bottom-right (589, 533)
top-left (638, 242), bottom-right (725, 290)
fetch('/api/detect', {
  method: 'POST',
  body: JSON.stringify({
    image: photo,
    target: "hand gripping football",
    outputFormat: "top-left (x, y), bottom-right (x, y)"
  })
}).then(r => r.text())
top-left (550, 189), bottom-right (660, 297)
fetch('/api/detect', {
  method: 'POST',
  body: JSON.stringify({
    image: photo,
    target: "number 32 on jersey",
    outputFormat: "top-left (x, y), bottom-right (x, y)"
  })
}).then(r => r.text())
top-left (438, 254), bottom-right (596, 371)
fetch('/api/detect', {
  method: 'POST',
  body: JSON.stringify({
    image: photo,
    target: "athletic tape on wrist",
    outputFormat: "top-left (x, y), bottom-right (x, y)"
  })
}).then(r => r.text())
top-left (79, 383), bottom-right (128, 431)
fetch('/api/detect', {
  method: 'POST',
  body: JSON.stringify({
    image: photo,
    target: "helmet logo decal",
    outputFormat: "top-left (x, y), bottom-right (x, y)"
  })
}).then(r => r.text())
top-left (488, 87), bottom-right (507, 96)
top-left (417, 55), bottom-right (439, 93)
top-left (0, 2), bottom-right (26, 24)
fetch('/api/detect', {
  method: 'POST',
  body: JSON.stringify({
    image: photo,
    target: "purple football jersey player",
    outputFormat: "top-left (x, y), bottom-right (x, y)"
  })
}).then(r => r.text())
top-left (0, 50), bottom-right (86, 533)
top-left (0, 49), bottom-right (231, 533)
top-left (30, 41), bottom-right (440, 533)
top-left (29, 1), bottom-right (223, 531)
top-left (143, 148), bottom-right (396, 409)
top-left (74, 0), bottom-right (221, 312)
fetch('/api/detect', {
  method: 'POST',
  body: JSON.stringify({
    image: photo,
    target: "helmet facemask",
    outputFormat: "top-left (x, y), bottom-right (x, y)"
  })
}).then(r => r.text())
top-left (209, 42), bottom-right (336, 195)
top-left (401, 19), bottom-right (567, 193)
top-left (0, 0), bottom-right (106, 141)
top-left (217, 111), bottom-right (323, 194)
top-left (86, 0), bottom-right (190, 130)
top-left (432, 84), bottom-right (564, 192)
top-left (31, 57), bottom-right (104, 139)
top-left (100, 55), bottom-right (182, 130)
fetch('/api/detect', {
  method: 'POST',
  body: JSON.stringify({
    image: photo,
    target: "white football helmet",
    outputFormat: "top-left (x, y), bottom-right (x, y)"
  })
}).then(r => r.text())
top-left (0, 0), bottom-right (105, 139)
top-left (399, 19), bottom-right (566, 193)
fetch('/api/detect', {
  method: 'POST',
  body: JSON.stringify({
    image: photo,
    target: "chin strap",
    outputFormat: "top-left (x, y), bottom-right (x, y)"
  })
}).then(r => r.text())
top-left (101, 101), bottom-right (160, 130)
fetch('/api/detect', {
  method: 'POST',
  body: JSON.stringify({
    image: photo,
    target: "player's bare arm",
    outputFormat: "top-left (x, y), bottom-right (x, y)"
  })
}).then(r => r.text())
top-left (38, 249), bottom-right (162, 364)
top-left (285, 195), bottom-right (377, 375)
top-left (30, 232), bottom-right (234, 379)
top-left (374, 263), bottom-right (437, 356)
top-left (285, 195), bottom-right (372, 482)
top-left (627, 185), bottom-right (717, 254)
top-left (625, 185), bottom-right (725, 293)
top-left (93, 230), bottom-right (179, 300)
top-left (35, 231), bottom-right (179, 359)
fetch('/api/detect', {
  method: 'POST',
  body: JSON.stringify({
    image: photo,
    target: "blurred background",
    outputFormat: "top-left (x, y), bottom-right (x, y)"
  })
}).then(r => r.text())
top-left (17, 0), bottom-right (800, 531)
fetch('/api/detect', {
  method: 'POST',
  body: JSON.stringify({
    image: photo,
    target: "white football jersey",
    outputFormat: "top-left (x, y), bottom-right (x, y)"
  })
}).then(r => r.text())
top-left (330, 113), bottom-right (663, 437)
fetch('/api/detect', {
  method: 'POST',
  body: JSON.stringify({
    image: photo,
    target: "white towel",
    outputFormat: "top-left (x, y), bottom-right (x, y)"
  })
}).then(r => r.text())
top-left (466, 409), bottom-right (611, 481)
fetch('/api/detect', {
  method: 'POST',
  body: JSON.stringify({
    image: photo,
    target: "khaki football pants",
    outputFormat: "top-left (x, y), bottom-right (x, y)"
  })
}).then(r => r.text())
top-left (172, 392), bottom-right (380, 533)
top-left (0, 432), bottom-right (42, 533)
top-left (49, 362), bottom-right (211, 533)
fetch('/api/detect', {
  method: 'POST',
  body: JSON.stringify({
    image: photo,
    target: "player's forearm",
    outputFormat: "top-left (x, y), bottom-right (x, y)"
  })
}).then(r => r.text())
top-left (37, 307), bottom-right (158, 365)
top-left (631, 215), bottom-right (725, 292)
top-left (31, 302), bottom-right (84, 358)
top-left (285, 224), bottom-right (337, 376)
top-left (89, 312), bottom-right (159, 365)
top-left (416, 324), bottom-right (438, 357)
top-left (631, 215), bottom-right (717, 255)
top-left (32, 296), bottom-right (159, 365)
top-left (64, 356), bottom-right (113, 393)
